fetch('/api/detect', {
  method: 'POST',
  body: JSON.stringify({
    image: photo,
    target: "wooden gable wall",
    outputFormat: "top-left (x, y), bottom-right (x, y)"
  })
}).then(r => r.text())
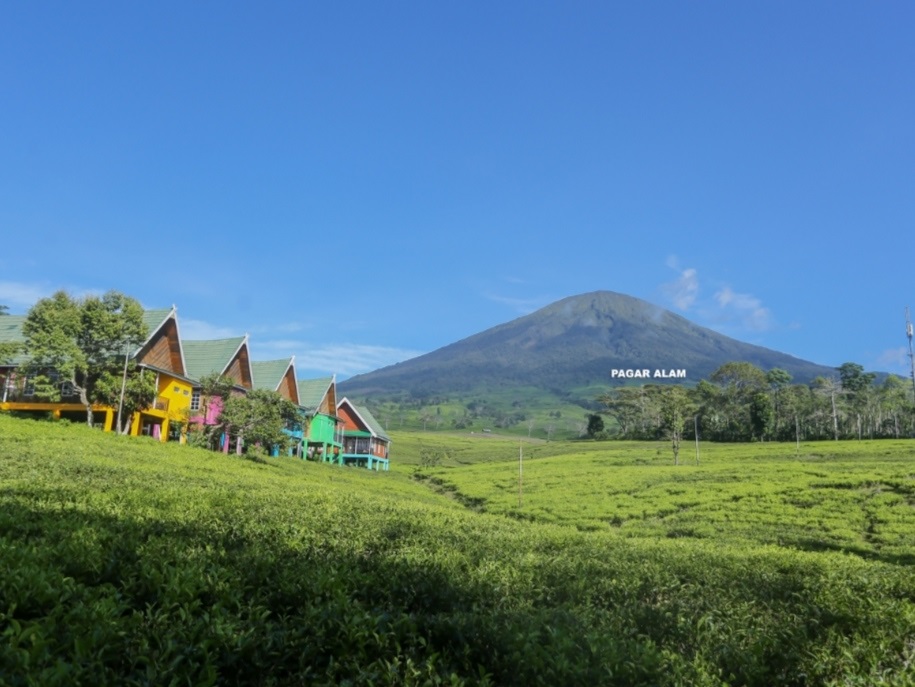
top-left (136, 317), bottom-right (184, 375)
top-left (278, 367), bottom-right (298, 404)
top-left (225, 344), bottom-right (253, 389)
top-left (319, 381), bottom-right (336, 415)
top-left (337, 402), bottom-right (363, 432)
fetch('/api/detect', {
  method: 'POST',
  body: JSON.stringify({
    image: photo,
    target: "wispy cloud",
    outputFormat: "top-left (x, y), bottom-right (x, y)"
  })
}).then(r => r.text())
top-left (483, 292), bottom-right (549, 314)
top-left (659, 257), bottom-right (776, 333)
top-left (661, 256), bottom-right (699, 310)
top-left (253, 339), bottom-right (425, 377)
top-left (875, 346), bottom-right (911, 374)
top-left (179, 318), bottom-right (241, 340)
top-left (0, 280), bottom-right (102, 312)
top-left (713, 286), bottom-right (773, 332)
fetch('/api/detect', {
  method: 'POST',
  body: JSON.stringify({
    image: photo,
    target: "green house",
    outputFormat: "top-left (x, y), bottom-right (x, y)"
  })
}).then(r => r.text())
top-left (296, 376), bottom-right (343, 463)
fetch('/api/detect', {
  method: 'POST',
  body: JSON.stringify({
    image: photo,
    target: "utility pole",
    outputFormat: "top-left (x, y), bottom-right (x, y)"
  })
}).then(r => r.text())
top-left (116, 339), bottom-right (130, 434)
top-left (906, 307), bottom-right (915, 405)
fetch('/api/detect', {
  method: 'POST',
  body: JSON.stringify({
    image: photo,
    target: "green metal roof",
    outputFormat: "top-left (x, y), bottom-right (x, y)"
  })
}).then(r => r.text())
top-left (355, 404), bottom-right (390, 442)
top-left (251, 359), bottom-right (293, 392)
top-left (183, 337), bottom-right (246, 382)
top-left (141, 308), bottom-right (172, 339)
top-left (0, 316), bottom-right (27, 366)
top-left (0, 316), bottom-right (26, 344)
top-left (297, 377), bottom-right (333, 413)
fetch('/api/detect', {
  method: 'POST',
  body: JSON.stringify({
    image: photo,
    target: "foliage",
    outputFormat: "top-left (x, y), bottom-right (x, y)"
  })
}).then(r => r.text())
top-left (20, 290), bottom-right (148, 426)
top-left (2, 415), bottom-right (915, 685)
top-left (218, 388), bottom-right (299, 455)
top-left (656, 385), bottom-right (695, 463)
top-left (600, 361), bottom-right (915, 443)
top-left (185, 373), bottom-right (237, 450)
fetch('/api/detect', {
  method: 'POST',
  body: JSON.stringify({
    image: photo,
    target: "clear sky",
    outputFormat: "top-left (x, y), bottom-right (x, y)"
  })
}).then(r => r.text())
top-left (2, 2), bottom-right (913, 380)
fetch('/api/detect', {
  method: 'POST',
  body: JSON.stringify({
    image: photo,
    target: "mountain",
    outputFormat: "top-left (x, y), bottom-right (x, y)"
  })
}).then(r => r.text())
top-left (339, 291), bottom-right (838, 401)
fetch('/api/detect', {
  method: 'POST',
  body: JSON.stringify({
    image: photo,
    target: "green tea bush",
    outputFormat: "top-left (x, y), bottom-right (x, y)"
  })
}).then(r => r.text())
top-left (1, 415), bottom-right (915, 685)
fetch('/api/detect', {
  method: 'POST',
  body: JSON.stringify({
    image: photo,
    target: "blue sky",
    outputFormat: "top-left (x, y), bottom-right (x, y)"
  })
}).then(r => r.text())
top-left (2, 2), bottom-right (913, 380)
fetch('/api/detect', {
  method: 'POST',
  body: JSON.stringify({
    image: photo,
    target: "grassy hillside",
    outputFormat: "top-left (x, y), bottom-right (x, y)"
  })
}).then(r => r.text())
top-left (2, 416), bottom-right (915, 685)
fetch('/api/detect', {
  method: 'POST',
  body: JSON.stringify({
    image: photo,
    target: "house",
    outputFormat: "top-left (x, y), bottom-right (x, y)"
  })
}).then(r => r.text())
top-left (0, 315), bottom-right (120, 427)
top-left (296, 377), bottom-right (343, 463)
top-left (128, 307), bottom-right (194, 442)
top-left (336, 397), bottom-right (390, 471)
top-left (183, 336), bottom-right (254, 453)
top-left (251, 357), bottom-right (301, 456)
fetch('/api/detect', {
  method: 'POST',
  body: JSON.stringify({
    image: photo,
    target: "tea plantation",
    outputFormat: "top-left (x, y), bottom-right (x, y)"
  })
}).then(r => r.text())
top-left (2, 416), bottom-right (915, 685)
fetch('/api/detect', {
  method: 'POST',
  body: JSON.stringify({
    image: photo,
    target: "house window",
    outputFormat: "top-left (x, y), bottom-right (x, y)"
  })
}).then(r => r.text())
top-left (60, 381), bottom-right (74, 397)
top-left (173, 386), bottom-right (180, 393)
top-left (190, 388), bottom-right (201, 411)
top-left (23, 378), bottom-right (35, 396)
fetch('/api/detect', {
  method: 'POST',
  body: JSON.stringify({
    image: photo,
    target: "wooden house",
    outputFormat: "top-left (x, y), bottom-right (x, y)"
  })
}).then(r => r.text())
top-left (296, 377), bottom-right (343, 463)
top-left (128, 306), bottom-right (194, 442)
top-left (0, 315), bottom-right (117, 427)
top-left (251, 357), bottom-right (301, 457)
top-left (336, 397), bottom-right (390, 471)
top-left (183, 336), bottom-right (254, 452)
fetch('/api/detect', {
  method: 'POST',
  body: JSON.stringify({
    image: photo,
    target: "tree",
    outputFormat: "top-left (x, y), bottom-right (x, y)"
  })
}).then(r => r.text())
top-left (586, 413), bottom-right (604, 438)
top-left (708, 362), bottom-right (767, 441)
top-left (187, 373), bottom-right (237, 449)
top-left (218, 389), bottom-right (299, 456)
top-left (812, 376), bottom-right (843, 441)
top-left (838, 362), bottom-right (876, 439)
top-left (93, 364), bottom-right (157, 433)
top-left (765, 368), bottom-right (792, 437)
top-left (656, 385), bottom-right (695, 465)
top-left (21, 291), bottom-right (148, 427)
top-left (749, 391), bottom-right (775, 441)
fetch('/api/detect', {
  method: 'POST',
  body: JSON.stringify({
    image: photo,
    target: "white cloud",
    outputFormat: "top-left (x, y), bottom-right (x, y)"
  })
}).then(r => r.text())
top-left (661, 265), bottom-right (699, 311)
top-left (713, 286), bottom-right (773, 332)
top-left (483, 292), bottom-right (549, 314)
top-left (875, 346), bottom-right (911, 374)
top-left (0, 281), bottom-right (52, 310)
top-left (252, 339), bottom-right (425, 377)
top-left (0, 281), bottom-right (103, 311)
top-left (179, 318), bottom-right (240, 340)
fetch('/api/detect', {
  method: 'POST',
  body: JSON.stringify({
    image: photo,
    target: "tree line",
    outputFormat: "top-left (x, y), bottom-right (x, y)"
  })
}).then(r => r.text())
top-left (596, 361), bottom-right (915, 452)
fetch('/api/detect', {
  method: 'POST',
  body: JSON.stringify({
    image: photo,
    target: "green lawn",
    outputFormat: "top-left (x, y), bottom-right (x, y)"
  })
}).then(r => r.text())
top-left (2, 415), bottom-right (915, 685)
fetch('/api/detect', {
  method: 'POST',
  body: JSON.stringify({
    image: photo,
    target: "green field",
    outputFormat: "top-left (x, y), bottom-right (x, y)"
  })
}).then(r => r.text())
top-left (2, 416), bottom-right (915, 685)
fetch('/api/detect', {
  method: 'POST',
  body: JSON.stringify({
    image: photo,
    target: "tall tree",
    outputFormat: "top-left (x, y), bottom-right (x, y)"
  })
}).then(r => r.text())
top-left (812, 376), bottom-right (844, 441)
top-left (21, 291), bottom-right (148, 427)
top-left (765, 368), bottom-right (793, 437)
top-left (838, 362), bottom-right (876, 439)
top-left (656, 385), bottom-right (695, 465)
top-left (708, 362), bottom-right (767, 441)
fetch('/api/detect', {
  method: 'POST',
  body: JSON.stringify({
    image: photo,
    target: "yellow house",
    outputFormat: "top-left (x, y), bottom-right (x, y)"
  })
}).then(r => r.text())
top-left (128, 307), bottom-right (195, 442)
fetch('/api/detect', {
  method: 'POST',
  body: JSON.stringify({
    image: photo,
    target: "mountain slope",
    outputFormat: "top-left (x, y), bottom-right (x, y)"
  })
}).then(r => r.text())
top-left (341, 291), bottom-right (836, 398)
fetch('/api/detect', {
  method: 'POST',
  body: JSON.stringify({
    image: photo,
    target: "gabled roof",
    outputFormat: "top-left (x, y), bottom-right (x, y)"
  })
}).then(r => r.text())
top-left (136, 306), bottom-right (187, 377)
top-left (141, 308), bottom-right (173, 340)
top-left (252, 358), bottom-right (294, 391)
top-left (337, 396), bottom-right (390, 442)
top-left (183, 336), bottom-right (249, 383)
top-left (297, 376), bottom-right (334, 414)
